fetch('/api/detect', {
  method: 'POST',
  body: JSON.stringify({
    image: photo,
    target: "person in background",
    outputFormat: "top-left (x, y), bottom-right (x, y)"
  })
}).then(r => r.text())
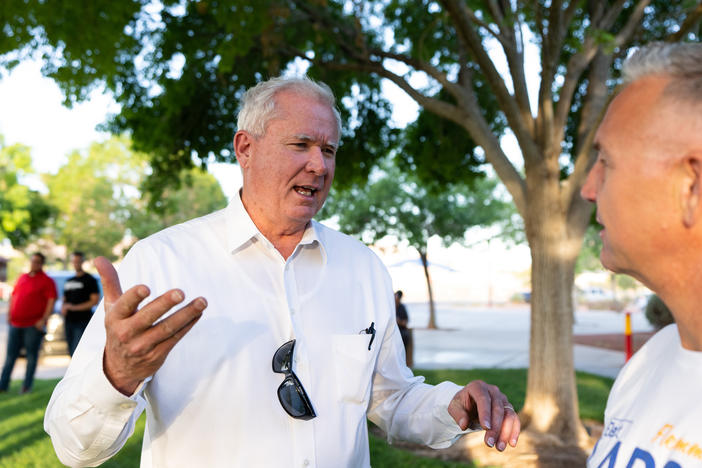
top-left (61, 251), bottom-right (100, 356)
top-left (582, 42), bottom-right (702, 467)
top-left (45, 76), bottom-right (519, 467)
top-left (0, 252), bottom-right (56, 394)
top-left (395, 290), bottom-right (413, 367)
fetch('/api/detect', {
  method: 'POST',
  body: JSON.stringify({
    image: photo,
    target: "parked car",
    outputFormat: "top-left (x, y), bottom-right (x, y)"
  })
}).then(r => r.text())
top-left (42, 271), bottom-right (102, 356)
top-left (577, 287), bottom-right (614, 304)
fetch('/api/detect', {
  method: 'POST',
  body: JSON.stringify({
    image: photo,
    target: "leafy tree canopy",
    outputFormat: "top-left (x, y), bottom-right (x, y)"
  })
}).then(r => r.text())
top-left (0, 137), bottom-right (53, 247)
top-left (126, 167), bottom-right (228, 240)
top-left (42, 134), bottom-right (228, 260)
top-left (43, 136), bottom-right (146, 260)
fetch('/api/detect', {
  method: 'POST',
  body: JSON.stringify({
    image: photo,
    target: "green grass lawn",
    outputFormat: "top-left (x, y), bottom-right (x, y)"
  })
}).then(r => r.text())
top-left (0, 369), bottom-right (613, 467)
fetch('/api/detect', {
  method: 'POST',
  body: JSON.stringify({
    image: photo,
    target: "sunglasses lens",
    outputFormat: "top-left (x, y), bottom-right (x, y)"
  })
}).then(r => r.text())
top-left (278, 377), bottom-right (308, 418)
top-left (273, 339), bottom-right (316, 420)
top-left (272, 340), bottom-right (295, 373)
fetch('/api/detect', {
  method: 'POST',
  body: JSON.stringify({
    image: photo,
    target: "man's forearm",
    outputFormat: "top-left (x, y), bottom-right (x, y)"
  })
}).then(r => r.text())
top-left (40, 299), bottom-right (55, 324)
top-left (67, 294), bottom-right (100, 312)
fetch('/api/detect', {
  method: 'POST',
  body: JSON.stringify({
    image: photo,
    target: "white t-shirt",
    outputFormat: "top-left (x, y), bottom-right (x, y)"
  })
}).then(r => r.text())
top-left (588, 324), bottom-right (702, 468)
top-left (44, 194), bottom-right (467, 468)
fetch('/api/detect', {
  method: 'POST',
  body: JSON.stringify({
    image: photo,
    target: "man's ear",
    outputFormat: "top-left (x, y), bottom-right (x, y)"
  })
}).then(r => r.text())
top-left (233, 131), bottom-right (254, 169)
top-left (681, 154), bottom-right (702, 228)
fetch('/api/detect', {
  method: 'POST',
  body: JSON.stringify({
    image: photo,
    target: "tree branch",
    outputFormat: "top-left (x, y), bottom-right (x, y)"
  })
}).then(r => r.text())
top-left (322, 57), bottom-right (528, 215)
top-left (463, 5), bottom-right (507, 46)
top-left (562, 78), bottom-right (616, 213)
top-left (612, 0), bottom-right (652, 48)
top-left (552, 36), bottom-right (599, 137)
top-left (368, 48), bottom-right (464, 100)
top-left (439, 0), bottom-right (540, 162)
top-left (669, 2), bottom-right (702, 42)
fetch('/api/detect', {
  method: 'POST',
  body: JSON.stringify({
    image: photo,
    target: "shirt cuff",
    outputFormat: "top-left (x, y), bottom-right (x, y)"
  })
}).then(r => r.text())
top-left (80, 349), bottom-right (147, 411)
top-left (429, 381), bottom-right (476, 449)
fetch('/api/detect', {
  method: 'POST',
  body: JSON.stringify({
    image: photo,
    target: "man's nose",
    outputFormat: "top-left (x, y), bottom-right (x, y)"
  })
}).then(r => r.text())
top-left (580, 166), bottom-right (598, 202)
top-left (306, 147), bottom-right (328, 175)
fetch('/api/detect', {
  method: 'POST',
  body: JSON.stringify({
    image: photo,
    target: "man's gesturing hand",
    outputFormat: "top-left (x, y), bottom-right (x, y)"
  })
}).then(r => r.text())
top-left (95, 257), bottom-right (207, 396)
top-left (447, 380), bottom-right (520, 451)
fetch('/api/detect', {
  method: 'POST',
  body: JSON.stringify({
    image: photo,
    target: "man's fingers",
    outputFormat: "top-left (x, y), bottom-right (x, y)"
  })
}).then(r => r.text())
top-left (94, 257), bottom-right (123, 305)
top-left (147, 304), bottom-right (205, 356)
top-left (447, 396), bottom-right (471, 430)
top-left (466, 381), bottom-right (493, 430)
top-left (106, 284), bottom-right (150, 322)
top-left (138, 297), bottom-right (207, 348)
top-left (131, 289), bottom-right (188, 330)
top-left (503, 406), bottom-right (521, 448)
top-left (484, 393), bottom-right (507, 448)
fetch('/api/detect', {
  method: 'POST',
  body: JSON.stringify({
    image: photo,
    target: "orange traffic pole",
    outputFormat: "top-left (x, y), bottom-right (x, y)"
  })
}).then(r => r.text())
top-left (625, 311), bottom-right (633, 362)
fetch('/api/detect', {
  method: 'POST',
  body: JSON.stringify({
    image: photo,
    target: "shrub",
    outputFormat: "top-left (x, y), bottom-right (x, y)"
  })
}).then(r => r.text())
top-left (645, 294), bottom-right (674, 329)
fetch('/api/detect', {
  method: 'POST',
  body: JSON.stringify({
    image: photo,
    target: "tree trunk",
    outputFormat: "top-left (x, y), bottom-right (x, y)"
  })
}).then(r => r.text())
top-left (419, 249), bottom-right (437, 329)
top-left (519, 197), bottom-right (589, 445)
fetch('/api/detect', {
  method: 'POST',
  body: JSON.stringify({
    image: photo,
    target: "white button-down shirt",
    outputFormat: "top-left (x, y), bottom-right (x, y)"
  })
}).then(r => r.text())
top-left (45, 195), bottom-right (467, 468)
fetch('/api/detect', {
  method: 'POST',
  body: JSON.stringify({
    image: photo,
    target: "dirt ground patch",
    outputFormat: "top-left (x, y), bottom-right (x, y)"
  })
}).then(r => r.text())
top-left (572, 331), bottom-right (655, 353)
top-left (375, 424), bottom-right (603, 468)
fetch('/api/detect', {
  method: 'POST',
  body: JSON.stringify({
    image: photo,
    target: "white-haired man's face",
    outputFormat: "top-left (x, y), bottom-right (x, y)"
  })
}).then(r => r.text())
top-left (235, 89), bottom-right (339, 237)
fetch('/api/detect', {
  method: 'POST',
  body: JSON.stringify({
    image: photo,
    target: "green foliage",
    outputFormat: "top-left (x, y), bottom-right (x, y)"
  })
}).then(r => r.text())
top-left (2, 1), bottom-right (698, 199)
top-left (0, 139), bottom-right (53, 247)
top-left (43, 136), bottom-right (146, 261)
top-left (417, 368), bottom-right (613, 423)
top-left (645, 295), bottom-right (675, 330)
top-left (369, 430), bottom-right (477, 467)
top-left (0, 379), bottom-right (145, 468)
top-left (323, 158), bottom-right (512, 254)
top-left (42, 135), bottom-right (228, 259)
top-left (398, 103), bottom-right (489, 187)
top-left (126, 167), bottom-right (228, 240)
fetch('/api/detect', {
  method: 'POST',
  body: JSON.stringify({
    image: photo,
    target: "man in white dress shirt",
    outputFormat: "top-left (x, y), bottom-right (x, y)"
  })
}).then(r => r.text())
top-left (582, 42), bottom-right (702, 467)
top-left (45, 75), bottom-right (520, 467)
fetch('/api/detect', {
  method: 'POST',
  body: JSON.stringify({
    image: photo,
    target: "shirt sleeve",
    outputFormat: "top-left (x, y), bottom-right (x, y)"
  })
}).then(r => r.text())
top-left (46, 277), bottom-right (58, 299)
top-left (44, 244), bottom-right (151, 466)
top-left (87, 274), bottom-right (100, 295)
top-left (44, 346), bottom-right (147, 467)
top-left (366, 272), bottom-right (473, 449)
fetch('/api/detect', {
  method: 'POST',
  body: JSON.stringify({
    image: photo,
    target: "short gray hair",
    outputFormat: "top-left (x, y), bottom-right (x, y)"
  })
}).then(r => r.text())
top-left (623, 42), bottom-right (702, 103)
top-left (237, 75), bottom-right (342, 140)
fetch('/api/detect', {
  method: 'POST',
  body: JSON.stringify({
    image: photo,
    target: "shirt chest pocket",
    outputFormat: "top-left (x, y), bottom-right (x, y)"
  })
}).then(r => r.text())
top-left (331, 334), bottom-right (376, 404)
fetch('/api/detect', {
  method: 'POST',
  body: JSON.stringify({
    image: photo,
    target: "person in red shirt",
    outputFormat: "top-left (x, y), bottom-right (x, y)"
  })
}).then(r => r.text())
top-left (0, 252), bottom-right (57, 393)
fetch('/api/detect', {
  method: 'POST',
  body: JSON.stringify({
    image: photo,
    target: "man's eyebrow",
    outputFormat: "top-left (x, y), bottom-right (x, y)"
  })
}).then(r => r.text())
top-left (293, 134), bottom-right (338, 150)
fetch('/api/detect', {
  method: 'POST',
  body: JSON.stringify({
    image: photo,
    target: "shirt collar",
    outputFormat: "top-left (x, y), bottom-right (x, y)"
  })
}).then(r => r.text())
top-left (225, 191), bottom-right (326, 259)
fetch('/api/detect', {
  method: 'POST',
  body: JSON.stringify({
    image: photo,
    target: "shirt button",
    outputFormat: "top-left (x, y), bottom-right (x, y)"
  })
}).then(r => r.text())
top-left (303, 460), bottom-right (310, 467)
top-left (119, 403), bottom-right (132, 410)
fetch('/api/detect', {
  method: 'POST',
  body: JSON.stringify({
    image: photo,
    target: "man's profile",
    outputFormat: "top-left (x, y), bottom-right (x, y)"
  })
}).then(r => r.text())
top-left (582, 42), bottom-right (702, 467)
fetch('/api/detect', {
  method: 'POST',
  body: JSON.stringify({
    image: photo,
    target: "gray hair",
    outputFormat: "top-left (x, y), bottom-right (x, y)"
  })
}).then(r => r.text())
top-left (236, 75), bottom-right (342, 140)
top-left (623, 42), bottom-right (702, 103)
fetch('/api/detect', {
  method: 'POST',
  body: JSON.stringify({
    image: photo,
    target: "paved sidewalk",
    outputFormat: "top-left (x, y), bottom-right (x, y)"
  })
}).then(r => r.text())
top-left (1, 302), bottom-right (652, 383)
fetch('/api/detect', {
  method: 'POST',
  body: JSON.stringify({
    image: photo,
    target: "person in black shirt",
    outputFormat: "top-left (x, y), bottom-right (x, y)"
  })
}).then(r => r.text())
top-left (394, 290), bottom-right (413, 367)
top-left (61, 251), bottom-right (100, 356)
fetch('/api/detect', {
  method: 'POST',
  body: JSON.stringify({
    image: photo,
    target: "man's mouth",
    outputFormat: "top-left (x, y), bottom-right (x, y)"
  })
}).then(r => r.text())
top-left (294, 185), bottom-right (318, 197)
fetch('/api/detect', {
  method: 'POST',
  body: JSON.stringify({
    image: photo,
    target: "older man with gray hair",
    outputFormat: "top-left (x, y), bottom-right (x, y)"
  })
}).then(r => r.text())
top-left (582, 42), bottom-right (702, 467)
top-left (45, 75), bottom-right (520, 467)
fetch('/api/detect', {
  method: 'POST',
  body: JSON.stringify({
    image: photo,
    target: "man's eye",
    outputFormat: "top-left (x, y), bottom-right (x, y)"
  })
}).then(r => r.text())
top-left (323, 148), bottom-right (336, 156)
